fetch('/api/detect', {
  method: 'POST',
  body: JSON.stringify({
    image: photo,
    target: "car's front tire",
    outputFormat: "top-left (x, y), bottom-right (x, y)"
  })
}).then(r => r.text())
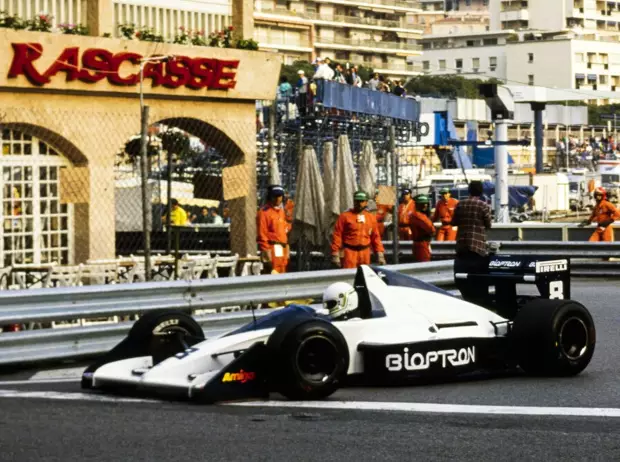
top-left (511, 299), bottom-right (595, 376)
top-left (267, 317), bottom-right (349, 400)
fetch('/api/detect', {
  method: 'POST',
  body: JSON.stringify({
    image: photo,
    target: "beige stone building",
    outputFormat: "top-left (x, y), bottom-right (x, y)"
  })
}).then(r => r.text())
top-left (0, 19), bottom-right (279, 267)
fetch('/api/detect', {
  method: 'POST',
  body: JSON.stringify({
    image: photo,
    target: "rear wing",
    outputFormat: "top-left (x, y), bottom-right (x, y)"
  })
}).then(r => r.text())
top-left (455, 255), bottom-right (570, 300)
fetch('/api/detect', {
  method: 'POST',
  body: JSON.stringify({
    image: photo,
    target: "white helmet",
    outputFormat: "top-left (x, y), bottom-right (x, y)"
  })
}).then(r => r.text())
top-left (322, 282), bottom-right (358, 320)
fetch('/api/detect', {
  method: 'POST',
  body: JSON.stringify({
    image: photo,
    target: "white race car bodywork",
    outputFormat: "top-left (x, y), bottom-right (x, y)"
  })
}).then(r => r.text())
top-left (88, 266), bottom-right (509, 399)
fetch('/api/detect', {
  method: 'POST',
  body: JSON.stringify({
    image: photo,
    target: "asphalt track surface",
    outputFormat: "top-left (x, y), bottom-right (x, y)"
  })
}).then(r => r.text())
top-left (0, 279), bottom-right (619, 461)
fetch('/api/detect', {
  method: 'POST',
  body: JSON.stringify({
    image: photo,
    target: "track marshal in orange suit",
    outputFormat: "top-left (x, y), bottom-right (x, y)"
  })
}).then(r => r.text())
top-left (581, 187), bottom-right (620, 242)
top-left (432, 187), bottom-right (459, 241)
top-left (257, 185), bottom-right (291, 273)
top-left (331, 190), bottom-right (386, 269)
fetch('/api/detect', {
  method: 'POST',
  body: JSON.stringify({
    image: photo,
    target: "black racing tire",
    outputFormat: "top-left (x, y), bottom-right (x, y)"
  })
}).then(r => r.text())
top-left (511, 299), bottom-right (595, 376)
top-left (267, 316), bottom-right (349, 400)
top-left (128, 310), bottom-right (205, 365)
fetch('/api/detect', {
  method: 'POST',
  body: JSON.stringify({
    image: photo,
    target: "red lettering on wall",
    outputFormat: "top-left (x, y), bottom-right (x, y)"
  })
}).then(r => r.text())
top-left (211, 60), bottom-right (239, 90)
top-left (188, 58), bottom-right (216, 89)
top-left (8, 43), bottom-right (48, 86)
top-left (7, 43), bottom-right (240, 92)
top-left (43, 47), bottom-right (80, 82)
top-left (163, 56), bottom-right (192, 89)
top-left (79, 49), bottom-right (113, 83)
top-left (108, 52), bottom-right (140, 86)
top-left (142, 60), bottom-right (165, 87)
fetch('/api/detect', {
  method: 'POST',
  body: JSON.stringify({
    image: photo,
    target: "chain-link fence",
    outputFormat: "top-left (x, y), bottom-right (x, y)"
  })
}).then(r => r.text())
top-left (0, 105), bottom-right (258, 289)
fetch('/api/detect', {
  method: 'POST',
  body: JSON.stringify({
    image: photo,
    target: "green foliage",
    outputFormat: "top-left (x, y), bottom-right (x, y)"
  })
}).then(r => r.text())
top-left (280, 60), bottom-right (316, 85)
top-left (404, 75), bottom-right (503, 99)
top-left (0, 11), bottom-right (26, 29)
top-left (236, 38), bottom-right (259, 51)
top-left (161, 129), bottom-right (191, 160)
top-left (135, 27), bottom-right (164, 42)
top-left (58, 23), bottom-right (88, 35)
top-left (27, 14), bottom-right (53, 32)
top-left (118, 23), bottom-right (135, 39)
top-left (588, 104), bottom-right (620, 126)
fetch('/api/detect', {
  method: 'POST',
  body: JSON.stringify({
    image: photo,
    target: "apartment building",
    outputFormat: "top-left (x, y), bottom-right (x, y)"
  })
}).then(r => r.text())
top-left (490, 0), bottom-right (620, 35)
top-left (412, 0), bottom-right (489, 34)
top-left (415, 0), bottom-right (620, 101)
top-left (418, 30), bottom-right (510, 79)
top-left (253, 0), bottom-right (425, 78)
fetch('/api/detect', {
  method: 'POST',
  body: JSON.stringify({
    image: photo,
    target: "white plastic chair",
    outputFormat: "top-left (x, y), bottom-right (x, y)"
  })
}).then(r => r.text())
top-left (46, 265), bottom-right (82, 288)
top-left (80, 262), bottom-right (119, 286)
top-left (213, 254), bottom-right (239, 278)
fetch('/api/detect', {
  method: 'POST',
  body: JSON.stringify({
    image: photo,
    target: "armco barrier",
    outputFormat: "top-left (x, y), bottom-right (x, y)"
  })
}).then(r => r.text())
top-left (0, 253), bottom-right (616, 367)
top-left (0, 261), bottom-right (454, 366)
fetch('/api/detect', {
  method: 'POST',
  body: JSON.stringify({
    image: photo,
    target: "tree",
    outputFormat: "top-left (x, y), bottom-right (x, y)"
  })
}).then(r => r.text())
top-left (404, 75), bottom-right (503, 99)
top-left (280, 60), bottom-right (316, 86)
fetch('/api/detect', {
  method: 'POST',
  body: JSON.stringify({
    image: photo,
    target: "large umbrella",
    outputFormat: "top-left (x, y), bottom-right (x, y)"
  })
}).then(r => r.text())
top-left (359, 140), bottom-right (377, 210)
top-left (290, 146), bottom-right (325, 246)
top-left (268, 150), bottom-right (281, 185)
top-left (331, 134), bottom-right (357, 220)
top-left (322, 141), bottom-right (335, 242)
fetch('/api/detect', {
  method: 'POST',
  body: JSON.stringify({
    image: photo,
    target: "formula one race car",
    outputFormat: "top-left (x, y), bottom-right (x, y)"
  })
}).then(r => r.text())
top-left (82, 263), bottom-right (596, 403)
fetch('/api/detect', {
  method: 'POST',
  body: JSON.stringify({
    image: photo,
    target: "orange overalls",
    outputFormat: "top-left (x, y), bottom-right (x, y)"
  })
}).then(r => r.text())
top-left (375, 203), bottom-right (390, 238)
top-left (257, 204), bottom-right (291, 273)
top-left (331, 209), bottom-right (385, 269)
top-left (284, 199), bottom-right (295, 229)
top-left (409, 210), bottom-right (436, 262)
top-left (588, 199), bottom-right (620, 242)
top-left (398, 200), bottom-right (415, 241)
top-left (432, 198), bottom-right (459, 241)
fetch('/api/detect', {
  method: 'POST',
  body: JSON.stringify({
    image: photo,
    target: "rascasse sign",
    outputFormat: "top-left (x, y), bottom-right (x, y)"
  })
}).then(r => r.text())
top-left (8, 43), bottom-right (239, 90)
top-left (0, 29), bottom-right (279, 100)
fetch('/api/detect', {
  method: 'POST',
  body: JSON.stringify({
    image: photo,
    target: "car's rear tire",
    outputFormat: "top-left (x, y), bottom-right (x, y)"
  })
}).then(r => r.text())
top-left (129, 310), bottom-right (205, 365)
top-left (267, 316), bottom-right (349, 400)
top-left (511, 299), bottom-right (595, 376)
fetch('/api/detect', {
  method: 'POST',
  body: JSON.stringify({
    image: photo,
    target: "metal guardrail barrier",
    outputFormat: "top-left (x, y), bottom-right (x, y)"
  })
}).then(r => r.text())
top-left (398, 241), bottom-right (620, 258)
top-left (0, 261), bottom-right (454, 366)
top-left (0, 249), bottom-right (617, 367)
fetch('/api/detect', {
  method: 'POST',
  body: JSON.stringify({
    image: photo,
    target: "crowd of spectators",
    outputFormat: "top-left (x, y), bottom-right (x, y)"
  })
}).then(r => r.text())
top-left (276, 57), bottom-right (410, 115)
top-left (555, 135), bottom-right (620, 170)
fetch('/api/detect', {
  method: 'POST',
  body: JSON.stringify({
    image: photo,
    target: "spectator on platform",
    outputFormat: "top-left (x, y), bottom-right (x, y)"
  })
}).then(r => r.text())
top-left (351, 66), bottom-right (363, 88)
top-left (191, 207), bottom-right (210, 225)
top-left (334, 64), bottom-right (347, 84)
top-left (368, 73), bottom-right (380, 91)
top-left (393, 80), bottom-right (406, 97)
top-left (297, 70), bottom-right (308, 115)
top-left (278, 76), bottom-right (293, 99)
top-left (162, 198), bottom-right (188, 226)
top-left (222, 207), bottom-right (231, 224)
top-left (210, 207), bottom-right (224, 225)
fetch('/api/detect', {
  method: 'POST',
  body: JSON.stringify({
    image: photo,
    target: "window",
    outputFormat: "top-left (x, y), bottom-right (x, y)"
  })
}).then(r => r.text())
top-left (422, 61), bottom-right (430, 71)
top-left (439, 59), bottom-right (446, 70)
top-left (472, 57), bottom-right (480, 70)
top-left (456, 58), bottom-right (463, 69)
top-left (466, 40), bottom-right (475, 47)
top-left (528, 74), bottom-right (535, 86)
top-left (528, 53), bottom-right (534, 63)
top-left (489, 56), bottom-right (497, 70)
top-left (0, 129), bottom-right (73, 266)
top-left (483, 38), bottom-right (498, 46)
top-left (600, 75), bottom-right (608, 84)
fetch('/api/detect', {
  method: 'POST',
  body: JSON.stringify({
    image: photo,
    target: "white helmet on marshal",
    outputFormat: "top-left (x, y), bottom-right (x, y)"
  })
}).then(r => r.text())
top-left (322, 282), bottom-right (359, 320)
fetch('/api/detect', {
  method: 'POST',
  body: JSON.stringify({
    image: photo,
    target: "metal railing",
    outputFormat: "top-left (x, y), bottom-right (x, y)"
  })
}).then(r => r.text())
top-left (0, 249), bottom-right (617, 366)
top-left (0, 261), bottom-right (453, 365)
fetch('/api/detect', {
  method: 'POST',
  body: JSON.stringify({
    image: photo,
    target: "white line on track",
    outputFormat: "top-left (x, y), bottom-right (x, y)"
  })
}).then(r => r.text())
top-left (1, 388), bottom-right (620, 418)
top-left (0, 378), bottom-right (80, 386)
top-left (0, 389), bottom-right (155, 403)
top-left (29, 367), bottom-right (85, 380)
top-left (230, 400), bottom-right (620, 418)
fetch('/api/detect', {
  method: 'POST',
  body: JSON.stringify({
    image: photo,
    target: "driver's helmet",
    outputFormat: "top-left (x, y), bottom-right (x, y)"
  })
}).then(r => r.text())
top-left (322, 282), bottom-right (359, 320)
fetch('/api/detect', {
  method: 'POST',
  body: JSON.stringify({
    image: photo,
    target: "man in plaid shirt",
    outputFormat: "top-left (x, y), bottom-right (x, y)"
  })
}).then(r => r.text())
top-left (451, 181), bottom-right (492, 305)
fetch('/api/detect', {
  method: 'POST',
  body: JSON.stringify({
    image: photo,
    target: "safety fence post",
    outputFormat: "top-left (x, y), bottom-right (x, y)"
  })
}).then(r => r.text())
top-left (389, 125), bottom-right (399, 265)
top-left (140, 104), bottom-right (152, 281)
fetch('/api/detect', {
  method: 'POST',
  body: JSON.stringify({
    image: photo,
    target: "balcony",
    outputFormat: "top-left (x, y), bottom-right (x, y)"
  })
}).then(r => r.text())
top-left (373, 62), bottom-right (424, 75)
top-left (313, 0), bottom-right (421, 13)
top-left (315, 36), bottom-right (422, 54)
top-left (499, 9), bottom-right (529, 22)
top-left (254, 8), bottom-right (424, 32)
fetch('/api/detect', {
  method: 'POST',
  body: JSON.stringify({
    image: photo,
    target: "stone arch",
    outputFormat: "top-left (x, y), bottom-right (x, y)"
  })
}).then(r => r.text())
top-left (1, 123), bottom-right (89, 167)
top-left (152, 116), bottom-right (256, 257)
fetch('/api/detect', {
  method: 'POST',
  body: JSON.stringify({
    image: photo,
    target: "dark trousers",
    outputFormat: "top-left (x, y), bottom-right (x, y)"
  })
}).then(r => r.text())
top-left (454, 251), bottom-right (490, 307)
